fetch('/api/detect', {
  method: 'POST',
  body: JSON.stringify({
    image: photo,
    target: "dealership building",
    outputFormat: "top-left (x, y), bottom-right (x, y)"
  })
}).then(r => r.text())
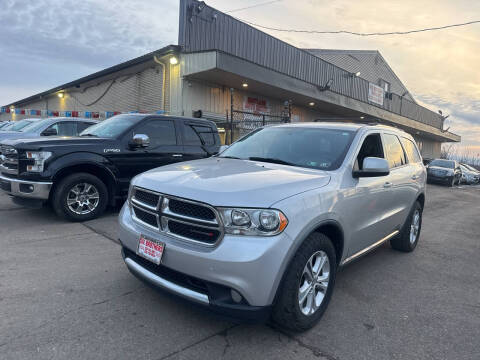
top-left (1, 0), bottom-right (459, 158)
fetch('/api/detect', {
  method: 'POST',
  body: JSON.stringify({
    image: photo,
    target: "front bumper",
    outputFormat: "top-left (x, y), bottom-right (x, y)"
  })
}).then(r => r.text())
top-left (0, 174), bottom-right (52, 200)
top-left (118, 203), bottom-right (293, 310)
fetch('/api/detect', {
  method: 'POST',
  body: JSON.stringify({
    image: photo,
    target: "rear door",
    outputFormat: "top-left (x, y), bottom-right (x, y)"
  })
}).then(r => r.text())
top-left (180, 122), bottom-right (218, 161)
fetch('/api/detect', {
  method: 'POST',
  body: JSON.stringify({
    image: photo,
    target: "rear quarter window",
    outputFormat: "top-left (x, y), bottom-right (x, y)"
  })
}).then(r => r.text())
top-left (401, 137), bottom-right (422, 163)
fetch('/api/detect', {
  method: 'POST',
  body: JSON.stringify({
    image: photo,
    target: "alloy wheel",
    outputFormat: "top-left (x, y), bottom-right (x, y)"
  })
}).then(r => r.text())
top-left (298, 251), bottom-right (330, 316)
top-left (66, 182), bottom-right (100, 215)
top-left (410, 209), bottom-right (420, 244)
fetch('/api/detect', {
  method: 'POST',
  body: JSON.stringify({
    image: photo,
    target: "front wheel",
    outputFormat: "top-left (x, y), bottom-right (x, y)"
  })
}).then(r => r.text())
top-left (272, 232), bottom-right (337, 332)
top-left (52, 173), bottom-right (108, 221)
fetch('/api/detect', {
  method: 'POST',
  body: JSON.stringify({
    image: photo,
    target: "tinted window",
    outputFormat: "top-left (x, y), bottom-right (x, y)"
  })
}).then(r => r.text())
top-left (383, 134), bottom-right (406, 168)
top-left (220, 127), bottom-right (356, 171)
top-left (401, 137), bottom-right (422, 163)
top-left (430, 159), bottom-right (455, 169)
top-left (193, 125), bottom-right (216, 145)
top-left (77, 122), bottom-right (95, 133)
top-left (134, 120), bottom-right (176, 147)
top-left (80, 114), bottom-right (145, 138)
top-left (183, 125), bottom-right (202, 145)
top-left (47, 122), bottom-right (76, 136)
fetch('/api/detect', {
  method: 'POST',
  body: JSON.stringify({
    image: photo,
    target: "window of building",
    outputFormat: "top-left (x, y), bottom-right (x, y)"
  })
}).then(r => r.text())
top-left (379, 79), bottom-right (390, 93)
top-left (383, 133), bottom-right (406, 168)
top-left (134, 120), bottom-right (177, 147)
top-left (356, 133), bottom-right (384, 170)
top-left (401, 137), bottom-right (422, 163)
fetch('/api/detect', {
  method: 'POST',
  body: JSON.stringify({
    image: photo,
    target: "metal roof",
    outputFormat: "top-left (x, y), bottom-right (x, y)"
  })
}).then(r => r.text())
top-left (304, 49), bottom-right (415, 102)
top-left (3, 45), bottom-right (180, 108)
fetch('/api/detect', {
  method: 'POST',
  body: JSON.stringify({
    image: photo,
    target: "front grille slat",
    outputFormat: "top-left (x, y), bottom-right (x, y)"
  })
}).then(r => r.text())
top-left (130, 187), bottom-right (223, 246)
top-left (133, 189), bottom-right (160, 209)
top-left (168, 199), bottom-right (215, 221)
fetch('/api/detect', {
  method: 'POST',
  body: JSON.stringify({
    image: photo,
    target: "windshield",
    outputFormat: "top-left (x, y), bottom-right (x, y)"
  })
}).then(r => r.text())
top-left (430, 159), bottom-right (455, 168)
top-left (79, 114), bottom-right (145, 138)
top-left (220, 126), bottom-right (356, 171)
top-left (19, 119), bottom-right (52, 133)
top-left (5, 119), bottom-right (36, 132)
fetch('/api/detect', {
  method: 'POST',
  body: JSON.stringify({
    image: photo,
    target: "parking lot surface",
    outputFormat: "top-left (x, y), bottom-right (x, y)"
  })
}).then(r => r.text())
top-left (1, 184), bottom-right (479, 360)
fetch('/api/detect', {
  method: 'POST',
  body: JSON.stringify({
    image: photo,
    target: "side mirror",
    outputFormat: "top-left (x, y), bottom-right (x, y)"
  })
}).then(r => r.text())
top-left (219, 145), bottom-right (229, 153)
top-left (353, 157), bottom-right (390, 178)
top-left (42, 127), bottom-right (58, 136)
top-left (130, 134), bottom-right (150, 148)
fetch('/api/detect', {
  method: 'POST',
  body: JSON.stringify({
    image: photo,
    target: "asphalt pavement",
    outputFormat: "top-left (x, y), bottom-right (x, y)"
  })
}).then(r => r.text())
top-left (1, 184), bottom-right (479, 360)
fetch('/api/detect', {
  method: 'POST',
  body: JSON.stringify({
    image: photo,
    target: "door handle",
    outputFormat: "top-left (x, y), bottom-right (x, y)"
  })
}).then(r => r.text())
top-left (172, 154), bottom-right (183, 158)
top-left (384, 182), bottom-right (393, 188)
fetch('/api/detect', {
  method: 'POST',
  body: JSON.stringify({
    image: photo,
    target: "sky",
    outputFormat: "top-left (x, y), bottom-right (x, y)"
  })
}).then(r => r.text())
top-left (1, 0), bottom-right (479, 151)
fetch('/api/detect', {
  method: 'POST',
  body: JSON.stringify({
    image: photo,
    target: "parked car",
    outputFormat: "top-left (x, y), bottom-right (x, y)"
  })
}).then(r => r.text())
top-left (118, 123), bottom-right (426, 331)
top-left (459, 164), bottom-right (479, 184)
top-left (426, 159), bottom-right (462, 186)
top-left (0, 118), bottom-right (42, 134)
top-left (0, 114), bottom-right (220, 221)
top-left (0, 117), bottom-right (97, 142)
top-left (0, 122), bottom-right (12, 130)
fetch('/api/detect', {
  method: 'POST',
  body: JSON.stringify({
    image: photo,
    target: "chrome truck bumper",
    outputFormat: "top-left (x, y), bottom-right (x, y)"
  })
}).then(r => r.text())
top-left (0, 174), bottom-right (52, 200)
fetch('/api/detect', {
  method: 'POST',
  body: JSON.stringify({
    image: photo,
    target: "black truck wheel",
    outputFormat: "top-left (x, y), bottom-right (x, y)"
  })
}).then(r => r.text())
top-left (52, 173), bottom-right (108, 221)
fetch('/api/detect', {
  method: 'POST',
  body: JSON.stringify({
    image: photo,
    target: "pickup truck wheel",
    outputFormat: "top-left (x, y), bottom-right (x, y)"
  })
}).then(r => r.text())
top-left (52, 173), bottom-right (108, 221)
top-left (390, 201), bottom-right (422, 252)
top-left (272, 232), bottom-right (337, 332)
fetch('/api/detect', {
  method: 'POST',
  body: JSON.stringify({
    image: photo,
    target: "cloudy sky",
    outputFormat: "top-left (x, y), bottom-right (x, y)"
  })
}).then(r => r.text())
top-left (1, 0), bottom-right (479, 150)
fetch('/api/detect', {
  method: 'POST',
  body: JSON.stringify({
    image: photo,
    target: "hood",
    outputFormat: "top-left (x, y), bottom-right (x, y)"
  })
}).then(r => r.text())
top-left (1, 136), bottom-right (114, 149)
top-left (133, 157), bottom-right (331, 208)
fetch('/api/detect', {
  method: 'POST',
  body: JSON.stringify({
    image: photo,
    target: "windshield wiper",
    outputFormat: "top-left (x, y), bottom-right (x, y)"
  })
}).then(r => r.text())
top-left (80, 133), bottom-right (98, 137)
top-left (220, 155), bottom-right (242, 159)
top-left (248, 157), bottom-right (296, 166)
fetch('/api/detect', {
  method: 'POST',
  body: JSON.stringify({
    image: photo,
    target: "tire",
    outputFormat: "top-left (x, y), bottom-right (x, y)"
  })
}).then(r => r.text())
top-left (52, 173), bottom-right (108, 221)
top-left (449, 177), bottom-right (455, 187)
top-left (272, 232), bottom-right (337, 332)
top-left (390, 201), bottom-right (422, 252)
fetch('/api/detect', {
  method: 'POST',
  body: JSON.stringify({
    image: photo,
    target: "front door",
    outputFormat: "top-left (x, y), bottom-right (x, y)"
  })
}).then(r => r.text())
top-left (343, 132), bottom-right (394, 256)
top-left (110, 118), bottom-right (183, 193)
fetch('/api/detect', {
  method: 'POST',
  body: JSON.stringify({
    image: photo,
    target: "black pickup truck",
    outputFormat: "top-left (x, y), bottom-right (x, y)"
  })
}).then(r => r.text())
top-left (0, 114), bottom-right (220, 221)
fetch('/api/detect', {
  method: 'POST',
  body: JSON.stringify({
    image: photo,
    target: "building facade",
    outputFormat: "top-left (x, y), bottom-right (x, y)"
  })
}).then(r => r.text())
top-left (1, 0), bottom-right (459, 159)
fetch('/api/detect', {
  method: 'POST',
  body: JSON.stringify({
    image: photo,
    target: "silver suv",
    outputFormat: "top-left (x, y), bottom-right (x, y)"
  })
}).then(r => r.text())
top-left (118, 123), bottom-right (426, 331)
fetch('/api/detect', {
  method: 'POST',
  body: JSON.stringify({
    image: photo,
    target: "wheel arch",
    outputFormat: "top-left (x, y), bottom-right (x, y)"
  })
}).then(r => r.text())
top-left (416, 192), bottom-right (425, 210)
top-left (51, 163), bottom-right (117, 205)
top-left (270, 219), bottom-right (345, 306)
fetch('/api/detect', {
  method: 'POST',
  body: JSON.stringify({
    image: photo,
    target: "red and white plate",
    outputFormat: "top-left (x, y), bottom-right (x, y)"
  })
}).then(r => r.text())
top-left (137, 235), bottom-right (164, 265)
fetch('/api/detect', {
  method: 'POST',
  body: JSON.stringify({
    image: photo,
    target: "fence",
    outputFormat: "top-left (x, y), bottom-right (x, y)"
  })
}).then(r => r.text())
top-left (215, 110), bottom-right (290, 145)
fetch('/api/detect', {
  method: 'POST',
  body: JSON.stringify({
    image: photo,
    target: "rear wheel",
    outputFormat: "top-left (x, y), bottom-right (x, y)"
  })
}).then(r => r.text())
top-left (272, 232), bottom-right (337, 332)
top-left (391, 201), bottom-right (422, 252)
top-left (52, 173), bottom-right (108, 221)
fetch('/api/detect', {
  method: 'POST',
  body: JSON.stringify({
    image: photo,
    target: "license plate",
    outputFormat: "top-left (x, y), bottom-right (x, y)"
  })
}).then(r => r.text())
top-left (137, 235), bottom-right (164, 265)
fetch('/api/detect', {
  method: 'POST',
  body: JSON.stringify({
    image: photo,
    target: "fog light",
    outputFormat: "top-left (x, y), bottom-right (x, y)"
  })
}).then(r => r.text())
top-left (230, 289), bottom-right (242, 303)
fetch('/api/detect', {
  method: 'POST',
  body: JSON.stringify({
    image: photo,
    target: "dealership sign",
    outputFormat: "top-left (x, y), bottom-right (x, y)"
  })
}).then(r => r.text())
top-left (368, 83), bottom-right (384, 106)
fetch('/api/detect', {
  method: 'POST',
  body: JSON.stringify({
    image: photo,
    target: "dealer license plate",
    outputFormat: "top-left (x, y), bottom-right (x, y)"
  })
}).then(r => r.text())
top-left (137, 235), bottom-right (164, 265)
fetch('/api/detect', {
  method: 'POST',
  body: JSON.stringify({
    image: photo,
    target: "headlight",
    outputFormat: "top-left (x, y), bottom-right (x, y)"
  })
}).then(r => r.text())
top-left (219, 208), bottom-right (288, 236)
top-left (26, 151), bottom-right (52, 172)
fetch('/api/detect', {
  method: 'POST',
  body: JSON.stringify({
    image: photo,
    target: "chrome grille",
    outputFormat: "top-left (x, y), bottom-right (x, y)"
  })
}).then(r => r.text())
top-left (130, 187), bottom-right (223, 246)
top-left (0, 146), bottom-right (18, 175)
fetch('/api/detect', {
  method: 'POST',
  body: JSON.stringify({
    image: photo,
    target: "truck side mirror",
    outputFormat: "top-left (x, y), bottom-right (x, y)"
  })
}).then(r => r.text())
top-left (130, 134), bottom-right (150, 148)
top-left (42, 127), bottom-right (58, 136)
top-left (353, 157), bottom-right (390, 178)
